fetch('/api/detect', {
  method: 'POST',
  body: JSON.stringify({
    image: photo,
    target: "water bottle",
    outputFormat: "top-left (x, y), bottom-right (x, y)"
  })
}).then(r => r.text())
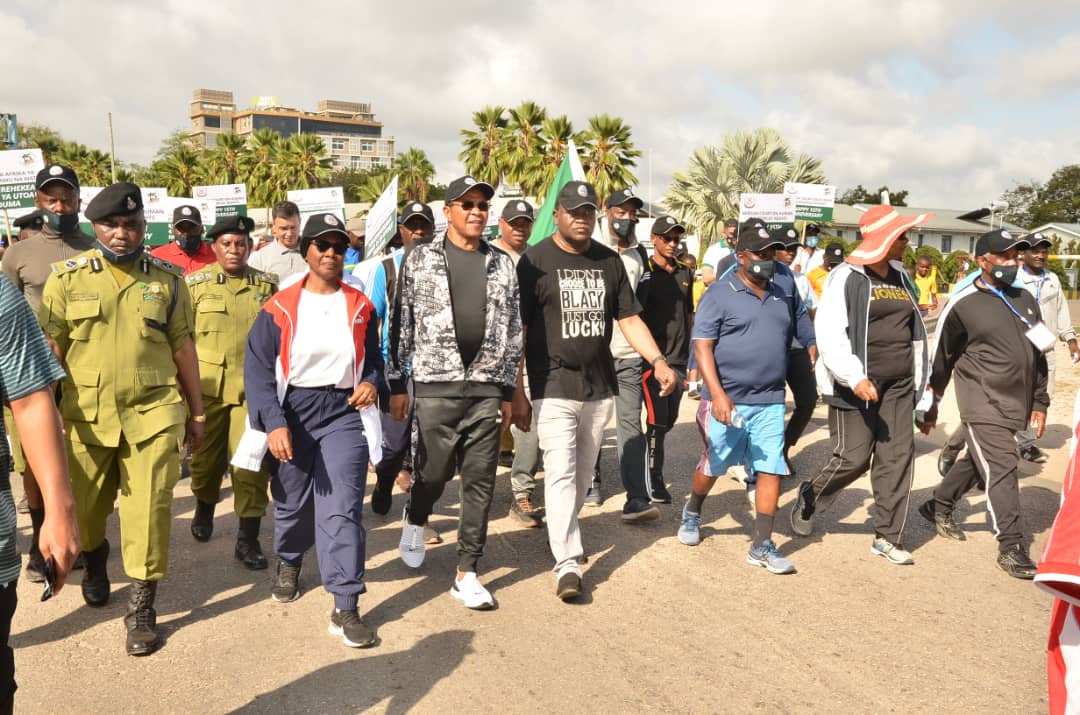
top-left (730, 410), bottom-right (746, 430)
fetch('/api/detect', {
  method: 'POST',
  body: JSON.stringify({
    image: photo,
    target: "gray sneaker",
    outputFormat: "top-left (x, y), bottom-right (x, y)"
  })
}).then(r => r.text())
top-left (789, 480), bottom-right (816, 537)
top-left (747, 539), bottom-right (796, 574)
top-left (677, 503), bottom-right (702, 546)
top-left (870, 537), bottom-right (914, 565)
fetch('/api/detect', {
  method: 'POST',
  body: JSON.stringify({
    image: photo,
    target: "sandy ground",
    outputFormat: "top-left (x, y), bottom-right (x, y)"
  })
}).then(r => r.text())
top-left (10, 344), bottom-right (1075, 714)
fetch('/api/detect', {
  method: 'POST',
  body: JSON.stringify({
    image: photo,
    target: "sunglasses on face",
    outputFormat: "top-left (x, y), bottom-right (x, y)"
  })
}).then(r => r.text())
top-left (655, 234), bottom-right (681, 243)
top-left (454, 201), bottom-right (490, 212)
top-left (312, 238), bottom-right (346, 255)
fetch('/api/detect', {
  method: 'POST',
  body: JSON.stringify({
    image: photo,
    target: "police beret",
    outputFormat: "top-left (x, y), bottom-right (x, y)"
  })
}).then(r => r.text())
top-left (35, 164), bottom-right (79, 191)
top-left (207, 215), bottom-right (255, 239)
top-left (171, 204), bottom-right (202, 227)
top-left (84, 182), bottom-right (143, 221)
top-left (13, 210), bottom-right (44, 230)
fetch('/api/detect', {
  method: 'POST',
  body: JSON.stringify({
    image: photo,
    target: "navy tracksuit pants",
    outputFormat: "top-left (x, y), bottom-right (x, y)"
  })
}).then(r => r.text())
top-left (272, 386), bottom-right (369, 611)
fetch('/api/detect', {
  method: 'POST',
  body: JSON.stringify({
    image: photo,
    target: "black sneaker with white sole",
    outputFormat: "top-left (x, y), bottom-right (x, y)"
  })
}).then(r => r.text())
top-left (649, 480), bottom-right (673, 504)
top-left (917, 499), bottom-right (965, 541)
top-left (997, 544), bottom-right (1037, 579)
top-left (271, 560), bottom-right (301, 603)
top-left (621, 497), bottom-right (660, 522)
top-left (789, 480), bottom-right (816, 537)
top-left (328, 609), bottom-right (377, 648)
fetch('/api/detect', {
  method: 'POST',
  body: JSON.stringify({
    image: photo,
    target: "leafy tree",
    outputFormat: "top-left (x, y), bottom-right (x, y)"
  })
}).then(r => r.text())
top-left (273, 133), bottom-right (332, 196)
top-left (533, 115), bottom-right (586, 200)
top-left (155, 129), bottom-right (198, 161)
top-left (202, 132), bottom-right (248, 184)
top-left (16, 123), bottom-right (64, 163)
top-left (838, 184), bottom-right (909, 206)
top-left (156, 147), bottom-right (202, 196)
top-left (581, 114), bottom-right (640, 208)
top-left (998, 164), bottom-right (1080, 229)
top-left (459, 105), bottom-right (508, 187)
top-left (665, 128), bottom-right (826, 244)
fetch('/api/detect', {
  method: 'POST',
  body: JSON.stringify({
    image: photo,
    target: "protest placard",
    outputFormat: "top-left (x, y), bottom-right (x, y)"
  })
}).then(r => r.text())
top-left (738, 192), bottom-right (797, 229)
top-left (364, 177), bottom-right (398, 259)
top-left (783, 182), bottom-right (837, 222)
top-left (193, 183), bottom-right (247, 219)
top-left (0, 148), bottom-right (44, 235)
top-left (287, 187), bottom-right (345, 229)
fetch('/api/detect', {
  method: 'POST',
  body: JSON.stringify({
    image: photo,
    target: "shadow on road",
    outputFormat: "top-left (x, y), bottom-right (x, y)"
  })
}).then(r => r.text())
top-left (228, 629), bottom-right (474, 714)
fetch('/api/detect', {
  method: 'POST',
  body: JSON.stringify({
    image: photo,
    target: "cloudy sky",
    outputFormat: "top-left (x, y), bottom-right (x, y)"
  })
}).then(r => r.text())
top-left (5, 0), bottom-right (1079, 209)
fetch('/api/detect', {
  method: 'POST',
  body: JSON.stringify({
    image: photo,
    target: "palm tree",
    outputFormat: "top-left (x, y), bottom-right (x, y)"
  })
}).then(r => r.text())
top-left (664, 128), bottom-right (826, 245)
top-left (244, 128), bottom-right (283, 218)
top-left (273, 133), bottom-right (332, 196)
top-left (203, 132), bottom-right (248, 184)
top-left (532, 115), bottom-right (587, 202)
top-left (395, 147), bottom-right (435, 203)
top-left (80, 149), bottom-right (113, 186)
top-left (458, 105), bottom-right (508, 187)
top-left (504, 101), bottom-right (547, 197)
top-left (157, 147), bottom-right (203, 196)
top-left (581, 114), bottom-right (641, 207)
top-left (356, 169), bottom-right (395, 204)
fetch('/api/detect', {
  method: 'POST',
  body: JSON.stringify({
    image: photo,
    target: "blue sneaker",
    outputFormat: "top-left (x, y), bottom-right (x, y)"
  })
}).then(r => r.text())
top-left (678, 503), bottom-right (701, 546)
top-left (746, 538), bottom-right (796, 574)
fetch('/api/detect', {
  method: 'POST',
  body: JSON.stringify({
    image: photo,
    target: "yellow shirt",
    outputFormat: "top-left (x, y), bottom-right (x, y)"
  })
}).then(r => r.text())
top-left (914, 268), bottom-right (937, 307)
top-left (808, 266), bottom-right (830, 299)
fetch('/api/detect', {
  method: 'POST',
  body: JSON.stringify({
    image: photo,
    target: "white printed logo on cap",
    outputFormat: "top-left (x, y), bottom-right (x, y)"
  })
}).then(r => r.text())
top-left (577, 185), bottom-right (587, 197)
top-left (666, 217), bottom-right (675, 224)
top-left (181, 207), bottom-right (192, 216)
top-left (517, 202), bottom-right (526, 211)
top-left (325, 215), bottom-right (338, 226)
top-left (1002, 230), bottom-right (1012, 239)
top-left (787, 229), bottom-right (796, 238)
top-left (49, 165), bottom-right (62, 176)
top-left (464, 177), bottom-right (476, 186)
top-left (126, 196), bottom-right (136, 210)
top-left (758, 228), bottom-right (769, 238)
top-left (412, 203), bottom-right (422, 211)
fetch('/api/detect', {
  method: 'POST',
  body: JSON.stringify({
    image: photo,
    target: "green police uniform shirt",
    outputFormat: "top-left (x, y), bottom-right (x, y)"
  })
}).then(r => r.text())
top-left (38, 249), bottom-right (195, 448)
top-left (0, 274), bottom-right (67, 585)
top-left (186, 264), bottom-right (277, 405)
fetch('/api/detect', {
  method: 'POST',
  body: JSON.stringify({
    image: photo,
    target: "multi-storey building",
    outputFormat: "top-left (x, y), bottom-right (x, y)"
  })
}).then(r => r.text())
top-left (189, 89), bottom-right (395, 170)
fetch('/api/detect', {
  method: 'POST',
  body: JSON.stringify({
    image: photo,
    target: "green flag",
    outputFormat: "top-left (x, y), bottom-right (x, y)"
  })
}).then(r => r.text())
top-left (529, 152), bottom-right (574, 245)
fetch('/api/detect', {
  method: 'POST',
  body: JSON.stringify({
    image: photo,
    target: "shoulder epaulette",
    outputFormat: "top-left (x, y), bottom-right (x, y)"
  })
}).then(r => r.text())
top-left (49, 250), bottom-right (97, 275)
top-left (253, 269), bottom-right (279, 287)
top-left (150, 256), bottom-right (184, 277)
top-left (186, 270), bottom-right (212, 286)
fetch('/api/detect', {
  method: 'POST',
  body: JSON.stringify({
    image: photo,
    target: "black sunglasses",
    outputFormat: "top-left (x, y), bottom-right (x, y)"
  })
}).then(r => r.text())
top-left (312, 238), bottom-right (346, 256)
top-left (655, 234), bottom-right (681, 243)
top-left (454, 200), bottom-right (490, 212)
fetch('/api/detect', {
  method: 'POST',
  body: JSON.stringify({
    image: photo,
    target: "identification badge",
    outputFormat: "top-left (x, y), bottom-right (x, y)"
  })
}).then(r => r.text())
top-left (1025, 322), bottom-right (1056, 352)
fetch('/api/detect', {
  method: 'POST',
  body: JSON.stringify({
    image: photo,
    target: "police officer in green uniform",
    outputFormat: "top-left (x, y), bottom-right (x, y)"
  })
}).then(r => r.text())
top-left (38, 182), bottom-right (205, 657)
top-left (187, 214), bottom-right (277, 569)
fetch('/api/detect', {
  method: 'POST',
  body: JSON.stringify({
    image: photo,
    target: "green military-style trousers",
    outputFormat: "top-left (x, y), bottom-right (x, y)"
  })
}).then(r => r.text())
top-left (189, 400), bottom-right (269, 518)
top-left (67, 424), bottom-right (184, 582)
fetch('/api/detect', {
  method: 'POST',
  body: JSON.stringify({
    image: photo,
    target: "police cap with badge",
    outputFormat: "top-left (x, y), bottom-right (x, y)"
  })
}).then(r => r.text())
top-left (84, 182), bottom-right (143, 221)
top-left (207, 215), bottom-right (255, 240)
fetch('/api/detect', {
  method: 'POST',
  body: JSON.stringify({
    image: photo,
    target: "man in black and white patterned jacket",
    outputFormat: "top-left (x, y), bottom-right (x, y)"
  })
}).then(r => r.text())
top-left (387, 175), bottom-right (522, 609)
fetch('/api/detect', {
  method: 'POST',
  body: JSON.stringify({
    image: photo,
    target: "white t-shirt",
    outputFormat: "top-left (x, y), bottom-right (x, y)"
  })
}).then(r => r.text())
top-left (793, 246), bottom-right (824, 275)
top-left (701, 242), bottom-right (731, 271)
top-left (289, 290), bottom-right (354, 388)
top-left (280, 269), bottom-right (366, 293)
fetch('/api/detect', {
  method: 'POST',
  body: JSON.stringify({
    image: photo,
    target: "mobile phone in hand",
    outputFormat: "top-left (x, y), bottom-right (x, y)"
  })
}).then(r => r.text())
top-left (40, 557), bottom-right (56, 602)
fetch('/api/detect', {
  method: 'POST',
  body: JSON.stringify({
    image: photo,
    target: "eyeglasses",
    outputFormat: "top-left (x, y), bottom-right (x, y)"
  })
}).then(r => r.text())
top-left (312, 239), bottom-right (346, 256)
top-left (453, 201), bottom-right (490, 212)
top-left (655, 234), bottom-right (681, 243)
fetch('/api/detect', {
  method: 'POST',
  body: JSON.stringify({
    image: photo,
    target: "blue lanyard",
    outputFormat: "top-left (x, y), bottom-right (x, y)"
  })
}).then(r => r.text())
top-left (1035, 273), bottom-right (1047, 304)
top-left (979, 278), bottom-right (1033, 328)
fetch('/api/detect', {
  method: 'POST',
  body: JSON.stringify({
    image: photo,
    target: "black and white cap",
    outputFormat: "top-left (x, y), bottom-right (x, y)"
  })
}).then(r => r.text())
top-left (501, 200), bottom-right (534, 222)
top-left (399, 201), bottom-right (435, 225)
top-left (171, 204), bottom-right (202, 228)
top-left (1020, 231), bottom-right (1053, 249)
top-left (605, 188), bottom-right (644, 210)
top-left (651, 215), bottom-right (687, 236)
top-left (736, 226), bottom-right (785, 253)
top-left (445, 176), bottom-right (495, 202)
top-left (770, 226), bottom-right (801, 248)
top-left (975, 229), bottom-right (1031, 256)
top-left (35, 164), bottom-right (79, 191)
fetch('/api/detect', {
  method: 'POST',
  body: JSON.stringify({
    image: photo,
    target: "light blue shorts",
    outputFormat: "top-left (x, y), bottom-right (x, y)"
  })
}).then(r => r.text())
top-left (696, 401), bottom-right (789, 478)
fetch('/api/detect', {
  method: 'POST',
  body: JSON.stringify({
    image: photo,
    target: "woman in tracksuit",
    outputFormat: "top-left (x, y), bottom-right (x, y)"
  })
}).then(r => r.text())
top-left (244, 213), bottom-right (384, 648)
top-left (790, 205), bottom-right (933, 565)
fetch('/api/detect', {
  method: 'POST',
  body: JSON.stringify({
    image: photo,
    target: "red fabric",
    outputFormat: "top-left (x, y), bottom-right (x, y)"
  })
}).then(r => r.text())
top-left (1037, 392), bottom-right (1080, 712)
top-left (149, 241), bottom-right (218, 275)
top-left (261, 276), bottom-right (375, 387)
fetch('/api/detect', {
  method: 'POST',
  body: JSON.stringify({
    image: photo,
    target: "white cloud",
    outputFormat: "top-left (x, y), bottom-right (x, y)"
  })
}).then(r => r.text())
top-left (2, 0), bottom-right (1079, 213)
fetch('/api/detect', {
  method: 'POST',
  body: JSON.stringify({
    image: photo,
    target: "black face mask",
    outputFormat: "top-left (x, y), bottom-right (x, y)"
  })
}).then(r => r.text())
top-left (748, 258), bottom-right (775, 281)
top-left (177, 233), bottom-right (204, 255)
top-left (990, 263), bottom-right (1018, 288)
top-left (95, 241), bottom-right (143, 264)
top-left (610, 218), bottom-right (636, 241)
top-left (42, 207), bottom-right (79, 234)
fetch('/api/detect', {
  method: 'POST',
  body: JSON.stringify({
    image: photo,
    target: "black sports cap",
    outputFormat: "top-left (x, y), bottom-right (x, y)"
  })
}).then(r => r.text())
top-left (651, 215), bottom-right (687, 235)
top-left (975, 229), bottom-right (1030, 256)
top-left (736, 226), bottom-right (785, 252)
top-left (824, 242), bottom-right (845, 266)
top-left (35, 164), bottom-right (79, 191)
top-left (399, 201), bottom-right (435, 225)
top-left (771, 226), bottom-right (802, 249)
top-left (605, 188), bottom-right (644, 210)
top-left (557, 181), bottom-right (598, 210)
top-left (171, 204), bottom-right (202, 228)
top-left (501, 200), bottom-right (535, 222)
top-left (445, 176), bottom-right (495, 203)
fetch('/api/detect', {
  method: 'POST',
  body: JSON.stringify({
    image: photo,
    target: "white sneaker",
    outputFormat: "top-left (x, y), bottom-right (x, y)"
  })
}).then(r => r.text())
top-left (399, 511), bottom-right (426, 568)
top-left (450, 571), bottom-right (494, 610)
top-left (870, 537), bottom-right (914, 565)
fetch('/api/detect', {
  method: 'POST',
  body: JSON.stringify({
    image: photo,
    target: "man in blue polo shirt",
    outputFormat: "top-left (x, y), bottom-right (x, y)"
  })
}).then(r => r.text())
top-left (677, 226), bottom-right (813, 574)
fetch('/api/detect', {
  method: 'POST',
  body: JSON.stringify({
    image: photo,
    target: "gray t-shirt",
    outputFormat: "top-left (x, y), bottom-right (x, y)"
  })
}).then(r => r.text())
top-left (0, 275), bottom-right (66, 585)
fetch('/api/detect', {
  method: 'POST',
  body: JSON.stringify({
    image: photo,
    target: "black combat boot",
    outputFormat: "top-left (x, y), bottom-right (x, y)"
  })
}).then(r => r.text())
top-left (234, 517), bottom-right (268, 570)
top-left (190, 499), bottom-right (215, 542)
top-left (24, 507), bottom-right (45, 583)
top-left (125, 579), bottom-right (160, 656)
top-left (81, 540), bottom-right (110, 607)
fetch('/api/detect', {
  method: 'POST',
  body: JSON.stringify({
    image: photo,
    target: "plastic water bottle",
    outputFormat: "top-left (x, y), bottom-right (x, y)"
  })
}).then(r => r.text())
top-left (730, 410), bottom-right (746, 430)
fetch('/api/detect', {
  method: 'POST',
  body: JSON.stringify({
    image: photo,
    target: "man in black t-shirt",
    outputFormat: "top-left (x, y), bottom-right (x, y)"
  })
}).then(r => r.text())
top-left (513, 181), bottom-right (676, 602)
top-left (637, 215), bottom-right (694, 504)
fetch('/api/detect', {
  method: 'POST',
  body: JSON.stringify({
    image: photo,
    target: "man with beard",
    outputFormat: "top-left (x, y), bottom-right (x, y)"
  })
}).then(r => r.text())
top-left (186, 215), bottom-right (278, 569)
top-left (150, 205), bottom-right (217, 275)
top-left (38, 182), bottom-right (204, 656)
top-left (2, 165), bottom-right (94, 583)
